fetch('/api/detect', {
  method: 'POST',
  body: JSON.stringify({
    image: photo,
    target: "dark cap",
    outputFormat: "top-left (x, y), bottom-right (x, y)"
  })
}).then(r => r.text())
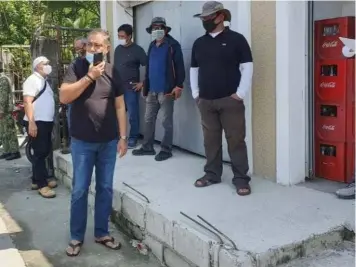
top-left (146, 17), bottom-right (172, 34)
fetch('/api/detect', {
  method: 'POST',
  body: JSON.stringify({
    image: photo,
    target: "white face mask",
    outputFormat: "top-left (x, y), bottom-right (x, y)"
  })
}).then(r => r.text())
top-left (43, 65), bottom-right (52, 75)
top-left (151, 30), bottom-right (165, 41)
top-left (118, 39), bottom-right (127, 46)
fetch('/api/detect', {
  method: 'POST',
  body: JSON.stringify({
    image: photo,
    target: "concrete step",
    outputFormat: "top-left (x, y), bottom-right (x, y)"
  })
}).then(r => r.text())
top-left (279, 241), bottom-right (355, 267)
top-left (53, 149), bottom-right (354, 267)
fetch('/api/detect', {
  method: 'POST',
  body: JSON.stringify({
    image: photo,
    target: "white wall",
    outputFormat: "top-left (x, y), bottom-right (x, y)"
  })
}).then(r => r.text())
top-left (134, 1), bottom-right (253, 172)
top-left (313, 1), bottom-right (355, 20)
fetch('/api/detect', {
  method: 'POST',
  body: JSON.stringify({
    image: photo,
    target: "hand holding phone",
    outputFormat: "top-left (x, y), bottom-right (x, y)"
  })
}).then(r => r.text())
top-left (93, 52), bottom-right (103, 66)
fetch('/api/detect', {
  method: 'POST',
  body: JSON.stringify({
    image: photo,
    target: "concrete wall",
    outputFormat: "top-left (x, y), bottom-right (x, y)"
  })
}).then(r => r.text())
top-left (314, 1), bottom-right (355, 20)
top-left (251, 1), bottom-right (276, 179)
top-left (103, 0), bottom-right (278, 179)
top-left (133, 1), bottom-right (254, 167)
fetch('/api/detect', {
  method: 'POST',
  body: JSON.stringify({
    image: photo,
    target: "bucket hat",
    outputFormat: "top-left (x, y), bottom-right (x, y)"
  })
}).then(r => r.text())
top-left (193, 1), bottom-right (231, 22)
top-left (146, 17), bottom-right (172, 34)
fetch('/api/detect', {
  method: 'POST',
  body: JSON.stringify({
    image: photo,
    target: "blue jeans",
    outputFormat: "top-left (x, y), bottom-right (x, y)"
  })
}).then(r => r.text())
top-left (70, 138), bottom-right (117, 242)
top-left (124, 89), bottom-right (140, 140)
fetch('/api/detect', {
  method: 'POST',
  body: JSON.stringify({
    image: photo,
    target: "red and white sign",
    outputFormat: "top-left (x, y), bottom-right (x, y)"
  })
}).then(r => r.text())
top-left (322, 41), bottom-right (338, 48)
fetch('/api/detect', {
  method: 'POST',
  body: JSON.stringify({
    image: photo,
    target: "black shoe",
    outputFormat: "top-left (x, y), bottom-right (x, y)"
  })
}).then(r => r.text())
top-left (0, 153), bottom-right (11, 160)
top-left (155, 151), bottom-right (172, 161)
top-left (132, 147), bottom-right (156, 156)
top-left (5, 152), bottom-right (21, 161)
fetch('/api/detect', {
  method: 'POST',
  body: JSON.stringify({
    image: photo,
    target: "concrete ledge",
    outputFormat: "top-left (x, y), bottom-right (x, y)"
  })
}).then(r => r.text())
top-left (53, 150), bottom-right (354, 267)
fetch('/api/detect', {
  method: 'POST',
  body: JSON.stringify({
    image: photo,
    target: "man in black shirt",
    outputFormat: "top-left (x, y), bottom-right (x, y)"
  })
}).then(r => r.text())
top-left (190, 1), bottom-right (253, 196)
top-left (114, 24), bottom-right (147, 148)
top-left (60, 29), bottom-right (127, 256)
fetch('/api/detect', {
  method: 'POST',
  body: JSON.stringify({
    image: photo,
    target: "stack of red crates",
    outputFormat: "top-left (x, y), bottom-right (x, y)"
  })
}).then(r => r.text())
top-left (314, 16), bottom-right (355, 183)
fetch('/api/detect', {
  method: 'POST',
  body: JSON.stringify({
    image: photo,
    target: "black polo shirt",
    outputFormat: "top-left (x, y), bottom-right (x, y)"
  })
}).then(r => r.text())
top-left (62, 58), bottom-right (124, 143)
top-left (191, 27), bottom-right (253, 100)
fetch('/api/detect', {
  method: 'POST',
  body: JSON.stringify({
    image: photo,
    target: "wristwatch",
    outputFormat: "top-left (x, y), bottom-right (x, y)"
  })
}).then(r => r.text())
top-left (120, 136), bottom-right (127, 141)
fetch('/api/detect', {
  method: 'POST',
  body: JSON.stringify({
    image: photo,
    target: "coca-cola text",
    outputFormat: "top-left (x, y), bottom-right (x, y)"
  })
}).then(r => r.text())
top-left (322, 41), bottom-right (338, 48)
top-left (320, 82), bottom-right (336, 88)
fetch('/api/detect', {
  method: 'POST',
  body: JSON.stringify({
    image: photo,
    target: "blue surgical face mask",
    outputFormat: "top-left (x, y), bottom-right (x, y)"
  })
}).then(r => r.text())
top-left (86, 52), bottom-right (94, 64)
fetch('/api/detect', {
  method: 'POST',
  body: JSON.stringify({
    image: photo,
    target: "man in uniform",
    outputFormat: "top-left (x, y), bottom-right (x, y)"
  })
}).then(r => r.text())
top-left (0, 62), bottom-right (21, 160)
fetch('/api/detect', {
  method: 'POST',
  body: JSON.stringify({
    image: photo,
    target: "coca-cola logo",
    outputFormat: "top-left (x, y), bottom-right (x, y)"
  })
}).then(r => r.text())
top-left (322, 41), bottom-right (338, 48)
top-left (320, 82), bottom-right (336, 88)
top-left (322, 125), bottom-right (335, 131)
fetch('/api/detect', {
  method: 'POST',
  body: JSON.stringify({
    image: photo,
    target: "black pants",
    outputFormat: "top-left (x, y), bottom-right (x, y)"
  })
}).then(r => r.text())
top-left (25, 121), bottom-right (53, 188)
top-left (198, 96), bottom-right (251, 185)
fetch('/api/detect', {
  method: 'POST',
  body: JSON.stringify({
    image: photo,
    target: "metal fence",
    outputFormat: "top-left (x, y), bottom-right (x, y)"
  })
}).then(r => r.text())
top-left (35, 26), bottom-right (92, 150)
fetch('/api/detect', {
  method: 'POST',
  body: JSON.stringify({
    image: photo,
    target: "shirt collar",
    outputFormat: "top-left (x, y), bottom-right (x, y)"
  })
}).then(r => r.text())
top-left (34, 71), bottom-right (46, 80)
top-left (205, 26), bottom-right (230, 37)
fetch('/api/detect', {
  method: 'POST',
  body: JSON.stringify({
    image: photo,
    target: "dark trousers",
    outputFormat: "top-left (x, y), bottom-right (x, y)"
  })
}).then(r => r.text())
top-left (142, 92), bottom-right (174, 152)
top-left (124, 88), bottom-right (140, 140)
top-left (25, 121), bottom-right (53, 188)
top-left (198, 96), bottom-right (250, 184)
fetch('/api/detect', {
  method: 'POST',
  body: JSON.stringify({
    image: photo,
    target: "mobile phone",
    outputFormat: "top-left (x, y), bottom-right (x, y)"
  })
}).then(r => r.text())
top-left (93, 52), bottom-right (103, 66)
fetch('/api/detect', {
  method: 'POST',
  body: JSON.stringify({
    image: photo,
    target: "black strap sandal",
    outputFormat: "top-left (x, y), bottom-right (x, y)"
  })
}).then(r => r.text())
top-left (234, 179), bottom-right (251, 196)
top-left (194, 176), bottom-right (221, 188)
top-left (95, 237), bottom-right (121, 250)
top-left (66, 242), bottom-right (82, 257)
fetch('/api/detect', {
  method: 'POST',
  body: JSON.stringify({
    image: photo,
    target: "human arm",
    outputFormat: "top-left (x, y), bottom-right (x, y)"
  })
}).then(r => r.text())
top-left (59, 61), bottom-right (105, 104)
top-left (113, 69), bottom-right (127, 158)
top-left (133, 46), bottom-right (147, 91)
top-left (233, 35), bottom-right (253, 100)
top-left (172, 43), bottom-right (185, 89)
top-left (190, 41), bottom-right (199, 101)
top-left (22, 77), bottom-right (38, 137)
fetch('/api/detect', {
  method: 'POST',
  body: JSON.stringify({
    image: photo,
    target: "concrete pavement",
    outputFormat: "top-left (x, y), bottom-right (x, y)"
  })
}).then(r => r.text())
top-left (0, 154), bottom-right (160, 267)
top-left (54, 145), bottom-right (355, 267)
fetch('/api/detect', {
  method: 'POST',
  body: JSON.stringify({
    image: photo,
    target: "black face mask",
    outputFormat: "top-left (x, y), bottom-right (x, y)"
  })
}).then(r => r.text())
top-left (203, 19), bottom-right (218, 33)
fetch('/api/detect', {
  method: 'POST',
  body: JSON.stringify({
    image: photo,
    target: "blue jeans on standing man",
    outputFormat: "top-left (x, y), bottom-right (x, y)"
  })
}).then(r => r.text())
top-left (124, 85), bottom-right (140, 146)
top-left (70, 138), bottom-right (117, 242)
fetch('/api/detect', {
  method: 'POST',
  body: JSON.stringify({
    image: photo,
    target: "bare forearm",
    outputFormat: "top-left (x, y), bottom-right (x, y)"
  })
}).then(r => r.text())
top-left (60, 78), bottom-right (92, 104)
top-left (116, 107), bottom-right (127, 137)
top-left (24, 103), bottom-right (35, 122)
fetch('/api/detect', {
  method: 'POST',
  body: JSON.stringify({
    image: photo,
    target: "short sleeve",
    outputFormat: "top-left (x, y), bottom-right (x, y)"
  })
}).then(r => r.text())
top-left (62, 62), bottom-right (78, 84)
top-left (138, 46), bottom-right (147, 66)
top-left (191, 41), bottom-right (199, 68)
top-left (23, 76), bottom-right (38, 97)
top-left (238, 35), bottom-right (253, 63)
top-left (113, 68), bottom-right (124, 97)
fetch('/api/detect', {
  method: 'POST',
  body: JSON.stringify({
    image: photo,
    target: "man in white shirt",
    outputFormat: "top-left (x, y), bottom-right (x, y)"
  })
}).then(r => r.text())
top-left (23, 56), bottom-right (56, 198)
top-left (190, 1), bottom-right (253, 196)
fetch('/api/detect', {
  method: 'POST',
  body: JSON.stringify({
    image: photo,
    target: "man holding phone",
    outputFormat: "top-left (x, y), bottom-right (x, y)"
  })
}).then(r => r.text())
top-left (132, 17), bottom-right (185, 162)
top-left (114, 24), bottom-right (147, 149)
top-left (60, 29), bottom-right (127, 256)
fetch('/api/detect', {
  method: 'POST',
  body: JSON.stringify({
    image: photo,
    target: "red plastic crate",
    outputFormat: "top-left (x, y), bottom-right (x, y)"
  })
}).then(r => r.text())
top-left (346, 59), bottom-right (355, 142)
top-left (315, 102), bottom-right (347, 141)
top-left (315, 17), bottom-right (355, 60)
top-left (345, 142), bottom-right (355, 183)
top-left (314, 140), bottom-right (346, 182)
top-left (314, 59), bottom-right (348, 103)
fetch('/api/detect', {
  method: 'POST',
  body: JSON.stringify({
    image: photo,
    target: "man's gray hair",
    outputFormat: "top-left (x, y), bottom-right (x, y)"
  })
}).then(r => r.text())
top-left (87, 28), bottom-right (111, 45)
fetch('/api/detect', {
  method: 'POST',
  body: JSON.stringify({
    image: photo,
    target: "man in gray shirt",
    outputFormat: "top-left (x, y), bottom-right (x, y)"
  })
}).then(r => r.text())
top-left (114, 24), bottom-right (147, 148)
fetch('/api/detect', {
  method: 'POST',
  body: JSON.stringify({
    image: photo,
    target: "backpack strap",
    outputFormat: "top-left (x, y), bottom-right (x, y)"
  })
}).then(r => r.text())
top-left (32, 81), bottom-right (47, 103)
